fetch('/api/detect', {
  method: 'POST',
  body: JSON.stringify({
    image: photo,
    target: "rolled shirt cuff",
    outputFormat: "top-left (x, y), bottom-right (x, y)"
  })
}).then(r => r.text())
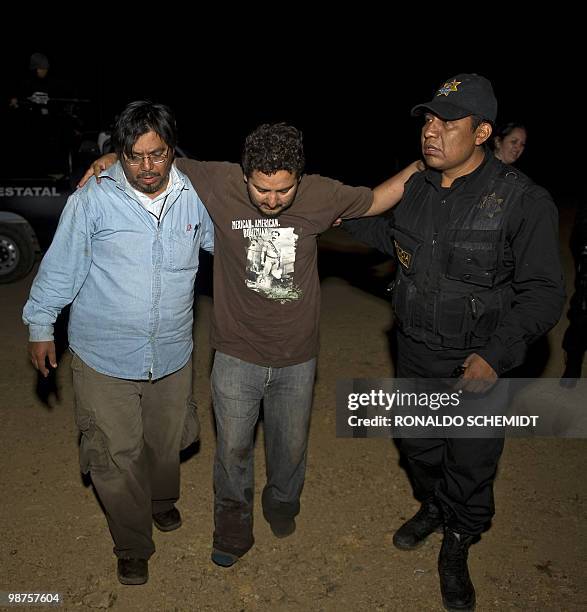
top-left (28, 325), bottom-right (55, 342)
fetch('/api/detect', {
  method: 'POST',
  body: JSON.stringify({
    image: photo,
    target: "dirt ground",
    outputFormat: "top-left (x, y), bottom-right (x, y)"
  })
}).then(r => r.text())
top-left (0, 205), bottom-right (585, 611)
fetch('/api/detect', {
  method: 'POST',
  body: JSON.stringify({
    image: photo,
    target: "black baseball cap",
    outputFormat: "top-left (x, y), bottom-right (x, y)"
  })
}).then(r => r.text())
top-left (411, 73), bottom-right (497, 124)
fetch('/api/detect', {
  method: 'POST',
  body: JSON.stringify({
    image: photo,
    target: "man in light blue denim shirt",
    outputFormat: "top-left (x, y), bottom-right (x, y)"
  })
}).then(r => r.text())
top-left (23, 101), bottom-right (213, 586)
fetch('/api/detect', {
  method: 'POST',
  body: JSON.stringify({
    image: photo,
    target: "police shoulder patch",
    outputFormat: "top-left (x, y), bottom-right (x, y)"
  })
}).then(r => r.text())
top-left (394, 240), bottom-right (412, 269)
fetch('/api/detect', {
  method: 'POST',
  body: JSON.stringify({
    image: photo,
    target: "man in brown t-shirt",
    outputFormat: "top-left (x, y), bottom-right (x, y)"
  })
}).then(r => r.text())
top-left (81, 122), bottom-right (420, 568)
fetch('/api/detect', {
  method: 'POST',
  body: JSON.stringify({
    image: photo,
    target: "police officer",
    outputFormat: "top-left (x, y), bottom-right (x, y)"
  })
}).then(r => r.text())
top-left (345, 74), bottom-right (565, 611)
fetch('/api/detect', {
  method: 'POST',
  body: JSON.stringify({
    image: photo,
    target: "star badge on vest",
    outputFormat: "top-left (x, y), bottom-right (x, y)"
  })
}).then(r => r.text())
top-left (479, 192), bottom-right (505, 218)
top-left (394, 240), bottom-right (412, 269)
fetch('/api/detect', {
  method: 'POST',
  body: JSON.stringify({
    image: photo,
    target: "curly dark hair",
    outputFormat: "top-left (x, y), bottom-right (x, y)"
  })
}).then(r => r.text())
top-left (242, 123), bottom-right (305, 178)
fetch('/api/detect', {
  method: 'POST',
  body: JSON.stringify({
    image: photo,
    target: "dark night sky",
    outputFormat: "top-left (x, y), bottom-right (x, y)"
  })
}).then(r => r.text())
top-left (5, 36), bottom-right (581, 202)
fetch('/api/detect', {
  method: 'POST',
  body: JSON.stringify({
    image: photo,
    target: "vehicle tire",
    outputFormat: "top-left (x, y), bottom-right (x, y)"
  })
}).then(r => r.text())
top-left (0, 223), bottom-right (37, 283)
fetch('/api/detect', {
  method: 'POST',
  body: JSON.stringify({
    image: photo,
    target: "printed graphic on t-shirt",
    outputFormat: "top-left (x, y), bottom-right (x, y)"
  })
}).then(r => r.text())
top-left (232, 219), bottom-right (302, 301)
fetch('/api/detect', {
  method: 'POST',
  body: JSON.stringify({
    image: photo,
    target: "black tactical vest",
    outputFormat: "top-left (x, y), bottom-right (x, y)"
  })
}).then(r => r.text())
top-left (391, 161), bottom-right (533, 350)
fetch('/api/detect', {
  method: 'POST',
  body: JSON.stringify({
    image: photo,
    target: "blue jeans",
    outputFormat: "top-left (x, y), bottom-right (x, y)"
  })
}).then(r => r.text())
top-left (211, 351), bottom-right (316, 556)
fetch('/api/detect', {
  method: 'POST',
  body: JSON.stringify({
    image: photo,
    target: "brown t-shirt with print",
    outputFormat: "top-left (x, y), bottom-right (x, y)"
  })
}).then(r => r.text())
top-left (176, 158), bottom-right (373, 367)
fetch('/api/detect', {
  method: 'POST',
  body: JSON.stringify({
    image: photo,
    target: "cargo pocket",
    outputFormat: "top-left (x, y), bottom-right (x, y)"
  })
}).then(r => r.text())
top-left (437, 296), bottom-right (468, 341)
top-left (445, 246), bottom-right (497, 287)
top-left (391, 228), bottom-right (423, 331)
top-left (469, 293), bottom-right (502, 342)
top-left (437, 292), bottom-right (502, 348)
top-left (392, 276), bottom-right (417, 331)
top-left (71, 353), bottom-right (109, 474)
top-left (180, 397), bottom-right (201, 450)
top-left (75, 409), bottom-right (109, 474)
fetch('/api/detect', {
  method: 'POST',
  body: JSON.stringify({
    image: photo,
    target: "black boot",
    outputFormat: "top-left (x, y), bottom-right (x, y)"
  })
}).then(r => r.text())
top-left (560, 351), bottom-right (584, 388)
top-left (393, 499), bottom-right (443, 550)
top-left (438, 529), bottom-right (476, 611)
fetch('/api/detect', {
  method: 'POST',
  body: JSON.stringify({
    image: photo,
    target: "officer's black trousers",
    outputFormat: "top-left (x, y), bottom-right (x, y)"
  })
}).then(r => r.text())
top-left (395, 330), bottom-right (505, 535)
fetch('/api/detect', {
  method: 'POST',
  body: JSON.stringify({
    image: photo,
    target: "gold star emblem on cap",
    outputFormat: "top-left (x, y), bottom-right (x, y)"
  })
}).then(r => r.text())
top-left (437, 79), bottom-right (462, 96)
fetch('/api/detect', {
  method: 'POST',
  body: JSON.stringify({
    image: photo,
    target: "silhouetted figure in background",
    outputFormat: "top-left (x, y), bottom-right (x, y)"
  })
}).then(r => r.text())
top-left (561, 200), bottom-right (587, 387)
top-left (9, 53), bottom-right (53, 113)
top-left (8, 52), bottom-right (80, 176)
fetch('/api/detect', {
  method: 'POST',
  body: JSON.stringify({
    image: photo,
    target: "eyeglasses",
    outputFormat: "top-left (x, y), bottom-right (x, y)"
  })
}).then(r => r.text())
top-left (124, 148), bottom-right (170, 166)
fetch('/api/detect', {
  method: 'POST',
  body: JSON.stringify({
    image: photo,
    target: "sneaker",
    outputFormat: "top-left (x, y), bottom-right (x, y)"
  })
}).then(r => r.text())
top-left (211, 548), bottom-right (239, 568)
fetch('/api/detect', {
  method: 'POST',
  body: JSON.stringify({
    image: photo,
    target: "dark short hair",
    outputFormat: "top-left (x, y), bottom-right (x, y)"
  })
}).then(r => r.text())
top-left (495, 122), bottom-right (527, 140)
top-left (490, 122), bottom-right (527, 151)
top-left (112, 101), bottom-right (177, 158)
top-left (242, 123), bottom-right (305, 178)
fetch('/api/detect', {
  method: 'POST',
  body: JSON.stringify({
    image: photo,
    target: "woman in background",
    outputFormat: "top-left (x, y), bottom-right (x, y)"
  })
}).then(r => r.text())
top-left (493, 122), bottom-right (527, 165)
